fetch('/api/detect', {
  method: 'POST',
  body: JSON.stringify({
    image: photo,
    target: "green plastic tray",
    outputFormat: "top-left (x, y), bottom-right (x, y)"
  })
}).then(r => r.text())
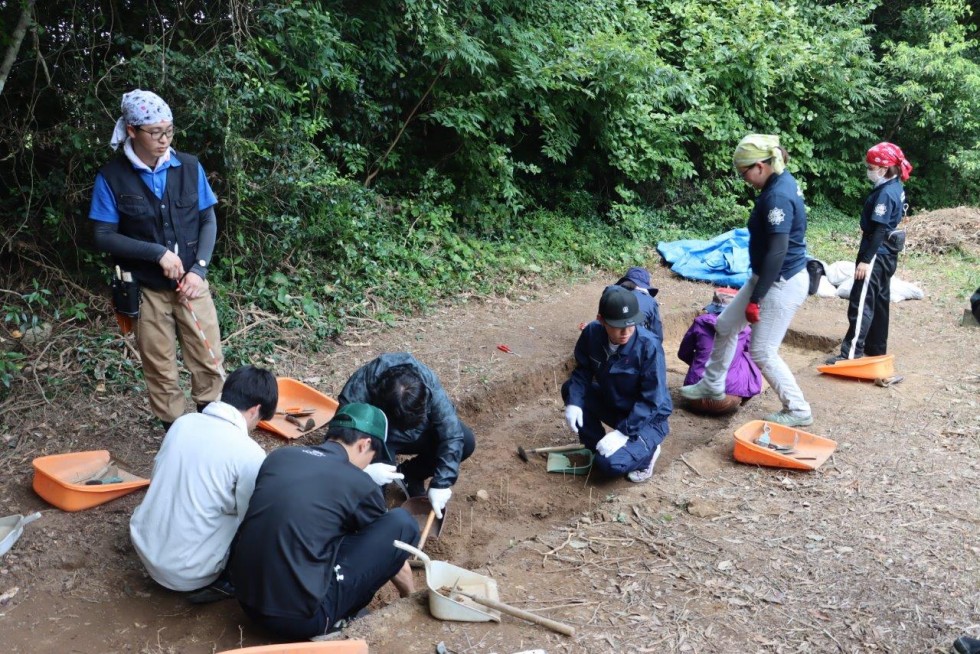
top-left (546, 448), bottom-right (594, 475)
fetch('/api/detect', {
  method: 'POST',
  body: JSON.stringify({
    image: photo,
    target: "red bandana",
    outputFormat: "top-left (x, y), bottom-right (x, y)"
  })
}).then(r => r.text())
top-left (866, 142), bottom-right (913, 181)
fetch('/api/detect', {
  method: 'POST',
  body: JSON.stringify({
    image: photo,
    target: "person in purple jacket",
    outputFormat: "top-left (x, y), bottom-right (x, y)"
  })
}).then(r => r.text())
top-left (678, 288), bottom-right (762, 409)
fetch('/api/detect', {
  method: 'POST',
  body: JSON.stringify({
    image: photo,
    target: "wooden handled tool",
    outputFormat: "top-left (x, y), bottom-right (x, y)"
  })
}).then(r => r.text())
top-left (517, 443), bottom-right (583, 462)
top-left (417, 509), bottom-right (437, 552)
top-left (453, 590), bottom-right (576, 636)
top-left (276, 407), bottom-right (315, 416)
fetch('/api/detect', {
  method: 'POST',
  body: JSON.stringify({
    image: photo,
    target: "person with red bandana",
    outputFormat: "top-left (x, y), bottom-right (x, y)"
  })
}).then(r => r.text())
top-left (827, 142), bottom-right (912, 364)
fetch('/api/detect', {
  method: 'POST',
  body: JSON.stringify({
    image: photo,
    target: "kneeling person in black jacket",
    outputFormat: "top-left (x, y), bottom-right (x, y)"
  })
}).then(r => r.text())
top-left (339, 353), bottom-right (476, 520)
top-left (229, 403), bottom-right (419, 641)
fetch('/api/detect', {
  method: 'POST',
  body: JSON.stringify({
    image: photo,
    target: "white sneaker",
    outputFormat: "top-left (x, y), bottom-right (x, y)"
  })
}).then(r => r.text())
top-left (627, 445), bottom-right (661, 483)
top-left (679, 381), bottom-right (725, 401)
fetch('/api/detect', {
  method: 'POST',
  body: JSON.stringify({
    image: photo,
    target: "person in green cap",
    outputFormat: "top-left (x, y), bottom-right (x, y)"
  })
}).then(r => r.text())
top-left (228, 403), bottom-right (420, 641)
top-left (680, 134), bottom-right (813, 427)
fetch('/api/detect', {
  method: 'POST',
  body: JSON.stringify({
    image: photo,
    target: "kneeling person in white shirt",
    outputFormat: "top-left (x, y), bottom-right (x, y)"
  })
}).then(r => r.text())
top-left (129, 365), bottom-right (277, 602)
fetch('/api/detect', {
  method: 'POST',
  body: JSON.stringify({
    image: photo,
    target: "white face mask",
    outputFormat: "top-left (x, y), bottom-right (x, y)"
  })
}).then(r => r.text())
top-left (866, 168), bottom-right (884, 185)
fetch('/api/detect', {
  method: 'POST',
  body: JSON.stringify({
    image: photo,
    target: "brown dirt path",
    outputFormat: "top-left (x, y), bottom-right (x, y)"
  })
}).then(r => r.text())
top-left (1, 262), bottom-right (977, 653)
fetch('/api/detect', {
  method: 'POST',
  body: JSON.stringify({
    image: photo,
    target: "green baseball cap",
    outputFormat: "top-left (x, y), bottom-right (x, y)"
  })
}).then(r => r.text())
top-left (329, 403), bottom-right (391, 459)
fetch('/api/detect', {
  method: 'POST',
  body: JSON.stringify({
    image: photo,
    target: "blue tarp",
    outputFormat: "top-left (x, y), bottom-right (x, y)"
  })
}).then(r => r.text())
top-left (657, 228), bottom-right (752, 288)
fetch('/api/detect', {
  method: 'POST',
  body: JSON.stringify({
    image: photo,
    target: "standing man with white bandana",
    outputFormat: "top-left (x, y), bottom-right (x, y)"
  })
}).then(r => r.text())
top-left (89, 90), bottom-right (223, 429)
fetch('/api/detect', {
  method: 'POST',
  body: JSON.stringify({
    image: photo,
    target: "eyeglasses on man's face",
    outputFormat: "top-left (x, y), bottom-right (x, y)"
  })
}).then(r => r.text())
top-left (136, 125), bottom-right (176, 141)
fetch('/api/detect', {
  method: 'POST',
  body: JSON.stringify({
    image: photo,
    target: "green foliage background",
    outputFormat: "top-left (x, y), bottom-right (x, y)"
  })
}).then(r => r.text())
top-left (0, 0), bottom-right (977, 364)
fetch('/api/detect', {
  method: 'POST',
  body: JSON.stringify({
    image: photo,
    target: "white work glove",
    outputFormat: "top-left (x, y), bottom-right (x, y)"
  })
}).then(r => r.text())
top-left (364, 463), bottom-right (404, 486)
top-left (564, 405), bottom-right (584, 434)
top-left (428, 487), bottom-right (452, 519)
top-left (596, 430), bottom-right (629, 458)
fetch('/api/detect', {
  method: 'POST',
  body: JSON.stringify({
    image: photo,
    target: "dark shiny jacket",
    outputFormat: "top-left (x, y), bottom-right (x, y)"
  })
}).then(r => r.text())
top-left (338, 353), bottom-right (465, 489)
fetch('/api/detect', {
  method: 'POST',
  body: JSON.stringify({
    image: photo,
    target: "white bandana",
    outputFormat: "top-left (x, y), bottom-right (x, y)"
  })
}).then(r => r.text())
top-left (110, 89), bottom-right (173, 150)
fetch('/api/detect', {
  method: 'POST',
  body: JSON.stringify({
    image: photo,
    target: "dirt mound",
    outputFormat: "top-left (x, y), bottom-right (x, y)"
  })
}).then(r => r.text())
top-left (906, 206), bottom-right (980, 256)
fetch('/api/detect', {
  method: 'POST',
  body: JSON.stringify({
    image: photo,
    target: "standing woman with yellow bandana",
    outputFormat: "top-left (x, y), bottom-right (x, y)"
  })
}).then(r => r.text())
top-left (680, 135), bottom-right (813, 427)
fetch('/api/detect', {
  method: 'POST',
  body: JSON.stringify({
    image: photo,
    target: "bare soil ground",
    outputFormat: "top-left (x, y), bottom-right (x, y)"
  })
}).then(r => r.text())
top-left (1, 221), bottom-right (978, 653)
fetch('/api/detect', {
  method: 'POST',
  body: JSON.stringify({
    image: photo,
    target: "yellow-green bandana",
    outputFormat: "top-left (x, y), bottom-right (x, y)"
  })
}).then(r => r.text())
top-left (733, 134), bottom-right (785, 174)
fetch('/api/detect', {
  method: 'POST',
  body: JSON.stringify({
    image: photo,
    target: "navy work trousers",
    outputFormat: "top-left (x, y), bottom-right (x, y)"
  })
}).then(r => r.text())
top-left (567, 382), bottom-right (660, 477)
top-left (840, 253), bottom-right (897, 359)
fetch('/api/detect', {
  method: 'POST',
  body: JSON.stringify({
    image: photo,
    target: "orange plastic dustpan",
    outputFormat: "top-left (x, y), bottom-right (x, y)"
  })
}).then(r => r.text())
top-left (817, 354), bottom-right (894, 380)
top-left (258, 377), bottom-right (339, 440)
top-left (733, 420), bottom-right (837, 471)
top-left (32, 450), bottom-right (149, 511)
top-left (217, 641), bottom-right (368, 654)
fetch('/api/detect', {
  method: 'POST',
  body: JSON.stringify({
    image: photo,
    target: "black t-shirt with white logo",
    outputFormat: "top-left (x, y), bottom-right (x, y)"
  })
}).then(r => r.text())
top-left (229, 441), bottom-right (385, 619)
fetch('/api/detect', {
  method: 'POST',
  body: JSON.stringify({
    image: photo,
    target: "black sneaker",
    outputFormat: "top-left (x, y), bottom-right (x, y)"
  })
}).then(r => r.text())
top-left (187, 578), bottom-right (235, 604)
top-left (825, 354), bottom-right (847, 365)
top-left (394, 464), bottom-right (426, 498)
top-left (329, 607), bottom-right (371, 633)
top-left (954, 636), bottom-right (980, 654)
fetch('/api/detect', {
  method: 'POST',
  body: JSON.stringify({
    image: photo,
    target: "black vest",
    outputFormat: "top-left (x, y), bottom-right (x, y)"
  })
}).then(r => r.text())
top-left (99, 151), bottom-right (201, 290)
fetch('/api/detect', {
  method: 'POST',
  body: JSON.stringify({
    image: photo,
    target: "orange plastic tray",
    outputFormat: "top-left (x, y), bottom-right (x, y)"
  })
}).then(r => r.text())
top-left (258, 377), bottom-right (339, 440)
top-left (218, 641), bottom-right (368, 654)
top-left (733, 420), bottom-right (837, 471)
top-left (32, 450), bottom-right (149, 511)
top-left (817, 354), bottom-right (894, 380)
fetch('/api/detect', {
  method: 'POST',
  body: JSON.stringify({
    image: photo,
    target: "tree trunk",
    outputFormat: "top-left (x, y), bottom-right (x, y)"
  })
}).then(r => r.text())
top-left (0, 0), bottom-right (36, 97)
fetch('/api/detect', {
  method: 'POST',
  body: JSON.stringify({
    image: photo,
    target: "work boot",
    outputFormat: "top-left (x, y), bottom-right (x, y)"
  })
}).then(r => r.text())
top-left (764, 411), bottom-right (814, 427)
top-left (391, 476), bottom-right (426, 499)
top-left (627, 445), bottom-right (661, 483)
top-left (405, 476), bottom-right (426, 498)
top-left (679, 381), bottom-right (725, 402)
top-left (954, 636), bottom-right (980, 654)
top-left (825, 354), bottom-right (847, 365)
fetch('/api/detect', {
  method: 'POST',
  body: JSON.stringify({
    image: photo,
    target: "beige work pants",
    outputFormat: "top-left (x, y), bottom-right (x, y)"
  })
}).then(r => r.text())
top-left (135, 283), bottom-right (224, 423)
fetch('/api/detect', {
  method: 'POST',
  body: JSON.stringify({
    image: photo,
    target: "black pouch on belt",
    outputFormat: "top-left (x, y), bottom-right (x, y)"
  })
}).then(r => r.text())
top-left (886, 228), bottom-right (906, 253)
top-left (111, 273), bottom-right (141, 317)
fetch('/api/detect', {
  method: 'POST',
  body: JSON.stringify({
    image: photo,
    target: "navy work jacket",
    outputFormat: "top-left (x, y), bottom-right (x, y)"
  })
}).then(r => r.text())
top-left (564, 322), bottom-right (672, 445)
top-left (98, 151), bottom-right (203, 290)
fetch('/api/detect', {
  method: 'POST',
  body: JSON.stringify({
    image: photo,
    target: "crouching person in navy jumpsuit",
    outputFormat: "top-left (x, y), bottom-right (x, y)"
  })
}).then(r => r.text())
top-left (228, 404), bottom-right (419, 641)
top-left (561, 286), bottom-right (673, 483)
